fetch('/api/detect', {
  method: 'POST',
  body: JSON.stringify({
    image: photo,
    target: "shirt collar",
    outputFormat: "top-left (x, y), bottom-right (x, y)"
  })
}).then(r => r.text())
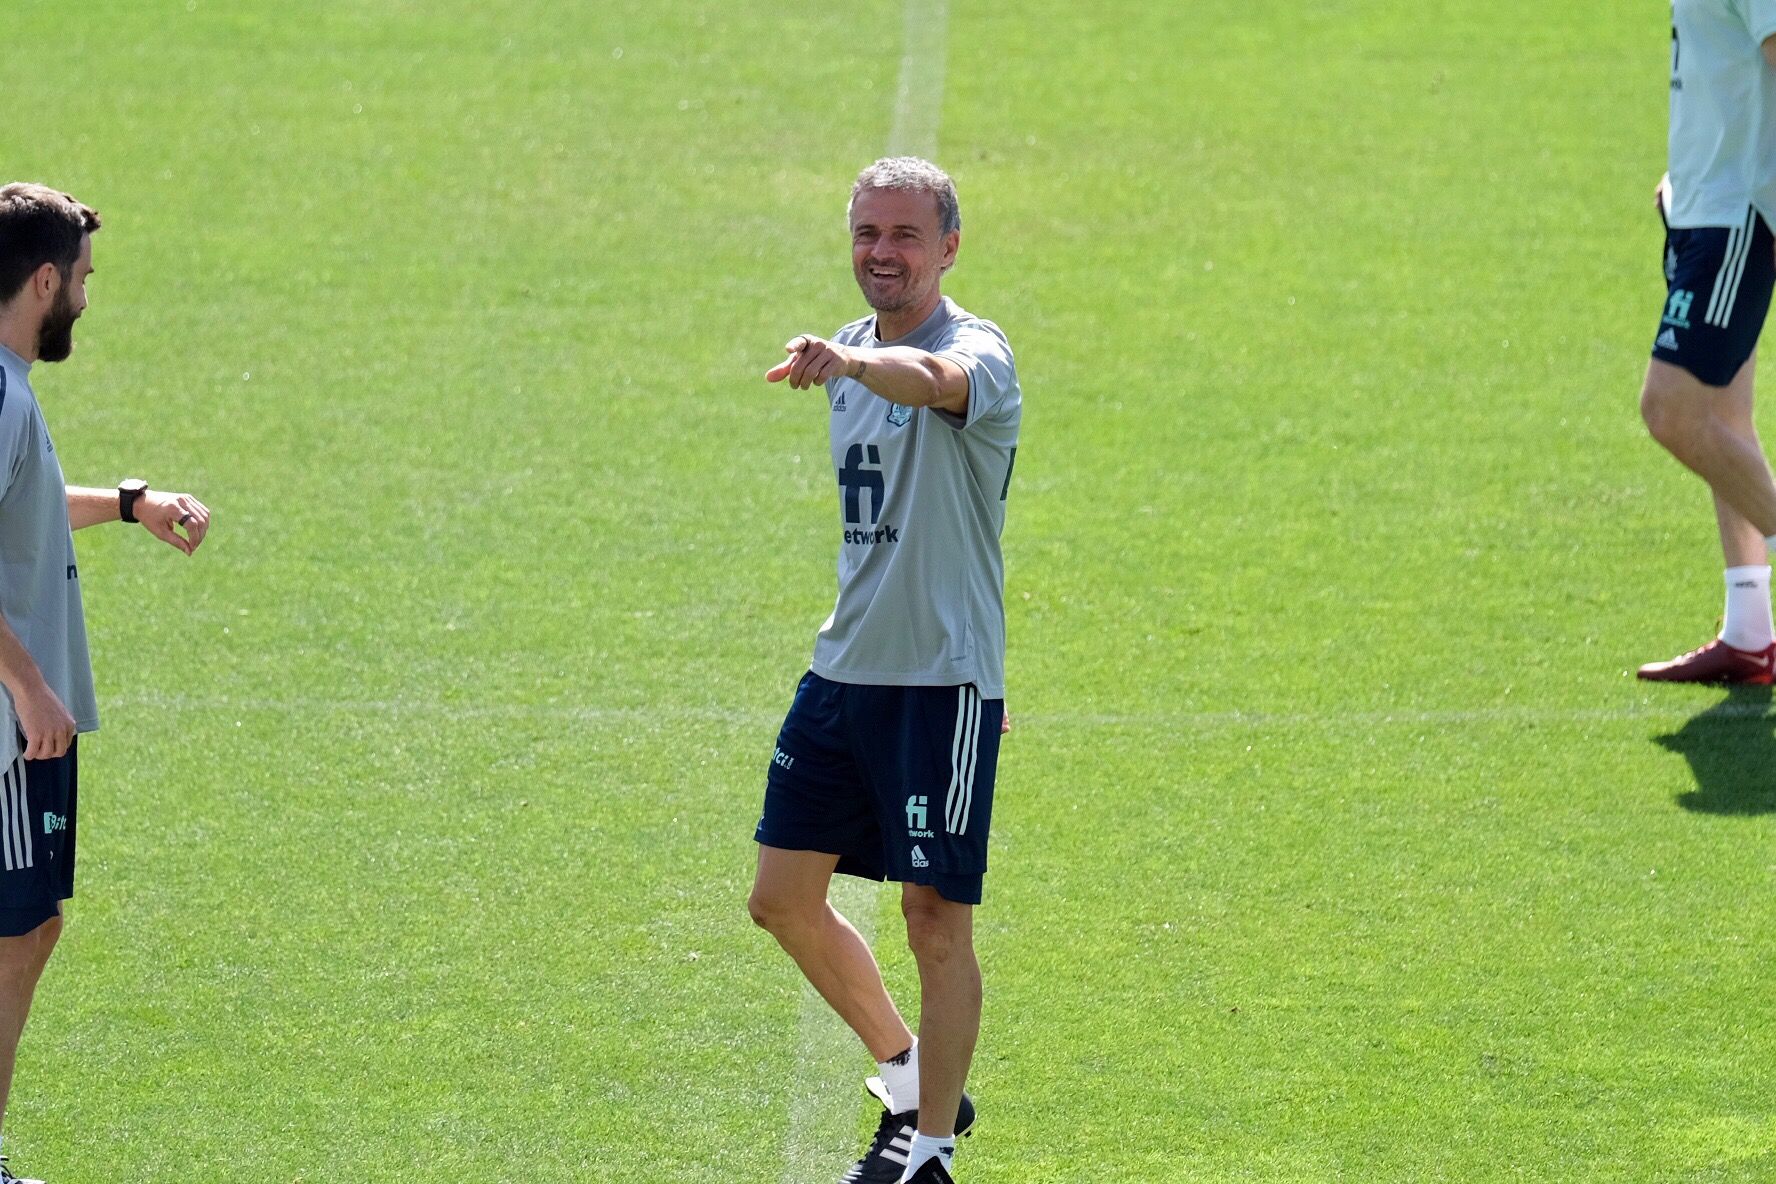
top-left (873, 297), bottom-right (952, 347)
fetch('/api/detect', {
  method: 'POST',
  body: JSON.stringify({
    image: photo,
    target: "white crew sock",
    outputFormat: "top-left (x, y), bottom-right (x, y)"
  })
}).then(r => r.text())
top-left (898, 1132), bottom-right (956, 1181)
top-left (1720, 565), bottom-right (1775, 651)
top-left (877, 1040), bottom-right (919, 1114)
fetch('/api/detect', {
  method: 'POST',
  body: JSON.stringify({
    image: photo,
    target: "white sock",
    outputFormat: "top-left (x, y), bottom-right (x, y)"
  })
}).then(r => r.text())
top-left (1720, 565), bottom-right (1774, 651)
top-left (877, 1040), bottom-right (919, 1114)
top-left (898, 1132), bottom-right (956, 1181)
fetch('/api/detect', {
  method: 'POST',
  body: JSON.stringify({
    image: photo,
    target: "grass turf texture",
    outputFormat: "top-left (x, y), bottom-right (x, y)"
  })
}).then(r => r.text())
top-left (2, 0), bottom-right (1772, 1180)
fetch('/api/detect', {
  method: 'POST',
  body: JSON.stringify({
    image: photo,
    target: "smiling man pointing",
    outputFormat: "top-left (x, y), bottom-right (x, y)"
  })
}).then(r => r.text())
top-left (749, 157), bottom-right (1022, 1184)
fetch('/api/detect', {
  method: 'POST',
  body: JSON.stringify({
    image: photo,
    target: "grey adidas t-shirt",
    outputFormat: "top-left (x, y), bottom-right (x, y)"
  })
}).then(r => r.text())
top-left (0, 346), bottom-right (97, 734)
top-left (810, 297), bottom-right (1021, 698)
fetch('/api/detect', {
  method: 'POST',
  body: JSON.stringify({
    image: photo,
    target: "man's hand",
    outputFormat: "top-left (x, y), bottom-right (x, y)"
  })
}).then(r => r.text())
top-left (1656, 172), bottom-right (1672, 217)
top-left (15, 679), bottom-right (74, 760)
top-left (765, 335), bottom-right (858, 390)
top-left (136, 490), bottom-right (211, 556)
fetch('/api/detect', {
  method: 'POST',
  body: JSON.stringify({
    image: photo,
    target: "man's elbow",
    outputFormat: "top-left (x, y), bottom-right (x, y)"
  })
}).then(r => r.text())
top-left (906, 359), bottom-right (940, 407)
top-left (920, 358), bottom-right (969, 411)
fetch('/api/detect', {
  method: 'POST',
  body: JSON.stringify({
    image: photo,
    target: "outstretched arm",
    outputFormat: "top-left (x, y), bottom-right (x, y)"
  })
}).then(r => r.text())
top-left (66, 485), bottom-right (211, 555)
top-left (766, 335), bottom-right (969, 414)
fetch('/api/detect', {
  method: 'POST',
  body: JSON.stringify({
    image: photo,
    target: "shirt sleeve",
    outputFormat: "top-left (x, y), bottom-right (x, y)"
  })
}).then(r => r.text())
top-left (1750, 0), bottom-right (1776, 42)
top-left (0, 373), bottom-right (32, 505)
top-left (933, 320), bottom-right (1020, 431)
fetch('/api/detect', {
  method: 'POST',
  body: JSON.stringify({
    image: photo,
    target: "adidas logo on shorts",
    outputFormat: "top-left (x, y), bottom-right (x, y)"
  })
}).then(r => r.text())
top-left (1656, 327), bottom-right (1681, 351)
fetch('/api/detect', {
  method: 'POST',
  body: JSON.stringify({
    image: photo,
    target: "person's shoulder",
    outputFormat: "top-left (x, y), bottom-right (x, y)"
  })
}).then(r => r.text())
top-left (0, 367), bottom-right (37, 466)
top-left (0, 359), bottom-right (34, 427)
top-left (937, 301), bottom-right (1013, 355)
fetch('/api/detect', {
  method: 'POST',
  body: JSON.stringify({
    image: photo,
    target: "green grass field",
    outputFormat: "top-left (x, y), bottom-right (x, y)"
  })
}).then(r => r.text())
top-left (4, 1), bottom-right (1773, 1180)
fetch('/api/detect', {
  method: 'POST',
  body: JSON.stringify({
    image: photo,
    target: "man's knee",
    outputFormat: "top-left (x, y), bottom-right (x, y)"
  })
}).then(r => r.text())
top-left (1643, 379), bottom-right (1702, 449)
top-left (745, 886), bottom-right (781, 932)
top-left (747, 885), bottom-right (820, 941)
top-left (902, 893), bottom-right (972, 966)
top-left (1642, 363), bottom-right (1733, 453)
top-left (0, 913), bottom-right (61, 980)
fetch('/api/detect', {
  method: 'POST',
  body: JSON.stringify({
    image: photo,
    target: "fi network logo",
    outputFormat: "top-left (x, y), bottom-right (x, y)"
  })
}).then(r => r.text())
top-left (838, 444), bottom-right (885, 525)
top-left (41, 812), bottom-right (65, 835)
top-left (1663, 288), bottom-right (1694, 330)
top-left (906, 795), bottom-right (933, 838)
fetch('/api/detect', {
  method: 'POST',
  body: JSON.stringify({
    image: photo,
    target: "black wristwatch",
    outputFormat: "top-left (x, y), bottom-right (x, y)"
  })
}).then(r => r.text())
top-left (118, 478), bottom-right (148, 524)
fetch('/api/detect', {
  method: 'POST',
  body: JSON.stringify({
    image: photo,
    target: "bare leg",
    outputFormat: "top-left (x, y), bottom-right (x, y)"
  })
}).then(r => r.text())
top-left (0, 908), bottom-right (63, 1132)
top-left (901, 885), bottom-right (979, 1139)
top-left (1643, 355), bottom-right (1776, 537)
top-left (1707, 355), bottom-right (1770, 566)
top-left (749, 847), bottom-right (914, 1061)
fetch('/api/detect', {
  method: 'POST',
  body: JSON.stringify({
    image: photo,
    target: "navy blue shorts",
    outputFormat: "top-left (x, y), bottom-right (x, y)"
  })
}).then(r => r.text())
top-left (1653, 207), bottom-right (1776, 387)
top-left (0, 741), bottom-right (76, 937)
top-left (755, 672), bottom-right (1003, 905)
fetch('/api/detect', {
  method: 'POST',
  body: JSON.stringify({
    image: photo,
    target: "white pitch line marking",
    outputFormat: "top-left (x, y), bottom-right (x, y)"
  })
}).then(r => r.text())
top-left (108, 693), bottom-right (1772, 733)
top-left (886, 0), bottom-right (948, 159)
top-left (778, 875), bottom-right (884, 1184)
top-left (782, 2), bottom-right (950, 1177)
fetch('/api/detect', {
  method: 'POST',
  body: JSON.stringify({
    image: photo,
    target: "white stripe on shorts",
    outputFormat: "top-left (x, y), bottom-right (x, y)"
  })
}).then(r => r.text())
top-left (946, 688), bottom-right (981, 835)
top-left (1718, 208), bottom-right (1759, 328)
top-left (1706, 209), bottom-right (1757, 328)
top-left (18, 760), bottom-right (33, 871)
top-left (944, 687), bottom-right (968, 835)
top-left (1703, 217), bottom-right (1743, 326)
top-left (954, 691), bottom-right (981, 835)
top-left (10, 761), bottom-right (29, 871)
top-left (0, 765), bottom-right (14, 874)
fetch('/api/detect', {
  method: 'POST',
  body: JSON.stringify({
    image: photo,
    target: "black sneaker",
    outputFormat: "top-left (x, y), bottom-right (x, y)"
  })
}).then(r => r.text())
top-left (905, 1159), bottom-right (956, 1184)
top-left (838, 1080), bottom-right (974, 1184)
top-left (0, 1157), bottom-right (44, 1184)
top-left (862, 1076), bottom-right (976, 1135)
top-left (838, 1105), bottom-right (916, 1184)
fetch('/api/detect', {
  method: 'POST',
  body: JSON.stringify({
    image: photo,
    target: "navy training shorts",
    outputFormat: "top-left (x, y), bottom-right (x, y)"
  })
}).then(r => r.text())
top-left (1653, 206), bottom-right (1776, 387)
top-left (0, 739), bottom-right (76, 937)
top-left (755, 672), bottom-right (1003, 905)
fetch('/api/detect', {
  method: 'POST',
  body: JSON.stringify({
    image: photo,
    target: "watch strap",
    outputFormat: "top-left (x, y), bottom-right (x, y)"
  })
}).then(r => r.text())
top-left (118, 480), bottom-right (147, 524)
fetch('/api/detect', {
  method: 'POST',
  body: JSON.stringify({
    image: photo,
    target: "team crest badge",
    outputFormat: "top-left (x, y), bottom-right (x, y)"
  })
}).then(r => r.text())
top-left (886, 404), bottom-right (913, 428)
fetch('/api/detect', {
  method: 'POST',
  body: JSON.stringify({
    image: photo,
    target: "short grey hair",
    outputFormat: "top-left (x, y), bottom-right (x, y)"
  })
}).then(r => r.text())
top-left (848, 156), bottom-right (961, 239)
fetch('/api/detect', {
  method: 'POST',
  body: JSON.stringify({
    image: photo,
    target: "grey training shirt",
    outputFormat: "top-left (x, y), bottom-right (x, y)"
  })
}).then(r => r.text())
top-left (1669, 0), bottom-right (1776, 228)
top-left (0, 345), bottom-right (98, 735)
top-left (810, 297), bottom-right (1021, 698)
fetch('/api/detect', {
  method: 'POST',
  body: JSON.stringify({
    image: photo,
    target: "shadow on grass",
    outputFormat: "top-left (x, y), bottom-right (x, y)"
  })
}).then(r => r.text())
top-left (1655, 685), bottom-right (1776, 816)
